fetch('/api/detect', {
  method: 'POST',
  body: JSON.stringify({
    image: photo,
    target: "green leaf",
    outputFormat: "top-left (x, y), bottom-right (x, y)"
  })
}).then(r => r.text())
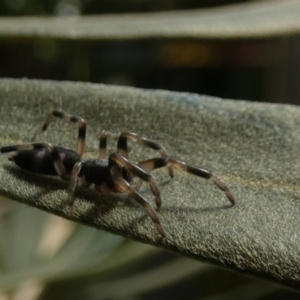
top-left (0, 0), bottom-right (299, 40)
top-left (0, 78), bottom-right (299, 291)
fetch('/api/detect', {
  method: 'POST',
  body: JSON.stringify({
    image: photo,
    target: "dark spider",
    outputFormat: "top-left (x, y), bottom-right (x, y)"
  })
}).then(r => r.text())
top-left (0, 110), bottom-right (234, 237)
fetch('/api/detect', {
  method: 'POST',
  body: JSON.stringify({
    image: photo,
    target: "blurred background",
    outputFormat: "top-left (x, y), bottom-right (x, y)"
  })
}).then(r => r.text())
top-left (1, 0), bottom-right (300, 104)
top-left (1, 0), bottom-right (300, 300)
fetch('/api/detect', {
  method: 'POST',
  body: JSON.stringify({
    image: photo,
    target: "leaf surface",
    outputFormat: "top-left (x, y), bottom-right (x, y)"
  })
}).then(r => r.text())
top-left (0, 78), bottom-right (299, 290)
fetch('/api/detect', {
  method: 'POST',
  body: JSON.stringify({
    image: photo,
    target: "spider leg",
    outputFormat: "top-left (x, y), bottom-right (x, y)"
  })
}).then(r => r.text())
top-left (117, 132), bottom-right (173, 178)
top-left (66, 161), bottom-right (83, 216)
top-left (138, 157), bottom-right (168, 172)
top-left (32, 110), bottom-right (86, 157)
top-left (98, 131), bottom-right (114, 159)
top-left (109, 153), bottom-right (162, 208)
top-left (138, 157), bottom-right (235, 205)
top-left (1, 143), bottom-right (69, 180)
top-left (103, 176), bottom-right (165, 237)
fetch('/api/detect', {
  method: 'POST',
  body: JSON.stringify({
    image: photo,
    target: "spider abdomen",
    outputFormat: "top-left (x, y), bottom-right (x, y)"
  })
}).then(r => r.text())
top-left (10, 147), bottom-right (80, 176)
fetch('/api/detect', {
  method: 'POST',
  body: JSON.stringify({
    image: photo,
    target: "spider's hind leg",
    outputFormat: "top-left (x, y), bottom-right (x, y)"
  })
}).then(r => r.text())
top-left (100, 176), bottom-right (165, 237)
top-left (32, 110), bottom-right (86, 157)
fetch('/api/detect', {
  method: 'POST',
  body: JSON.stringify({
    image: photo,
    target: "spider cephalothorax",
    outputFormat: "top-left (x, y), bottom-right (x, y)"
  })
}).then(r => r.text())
top-left (1, 110), bottom-right (234, 236)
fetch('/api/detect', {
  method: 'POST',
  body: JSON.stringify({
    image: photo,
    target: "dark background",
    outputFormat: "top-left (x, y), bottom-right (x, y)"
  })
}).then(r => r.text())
top-left (1, 0), bottom-right (299, 104)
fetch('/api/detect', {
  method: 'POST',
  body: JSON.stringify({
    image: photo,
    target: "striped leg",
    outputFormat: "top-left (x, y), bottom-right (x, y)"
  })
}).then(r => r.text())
top-left (1, 143), bottom-right (69, 180)
top-left (102, 176), bottom-right (165, 237)
top-left (32, 110), bottom-right (86, 157)
top-left (117, 132), bottom-right (173, 177)
top-left (98, 131), bottom-right (114, 159)
top-left (66, 161), bottom-right (84, 216)
top-left (138, 157), bottom-right (235, 205)
top-left (109, 153), bottom-right (162, 208)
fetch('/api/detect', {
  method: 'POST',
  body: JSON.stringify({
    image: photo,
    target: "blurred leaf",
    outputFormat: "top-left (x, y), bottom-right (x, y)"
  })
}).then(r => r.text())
top-left (0, 212), bottom-right (123, 290)
top-left (200, 281), bottom-right (282, 300)
top-left (87, 257), bottom-right (212, 299)
top-left (0, 0), bottom-right (300, 40)
top-left (0, 78), bottom-right (300, 292)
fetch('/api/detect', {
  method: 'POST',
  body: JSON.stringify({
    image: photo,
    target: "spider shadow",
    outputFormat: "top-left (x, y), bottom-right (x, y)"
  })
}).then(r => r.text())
top-left (4, 165), bottom-right (68, 191)
top-left (131, 176), bottom-right (234, 231)
top-left (129, 202), bottom-right (233, 237)
top-left (150, 176), bottom-right (233, 212)
top-left (4, 165), bottom-right (234, 234)
top-left (160, 203), bottom-right (233, 214)
top-left (3, 165), bottom-right (124, 218)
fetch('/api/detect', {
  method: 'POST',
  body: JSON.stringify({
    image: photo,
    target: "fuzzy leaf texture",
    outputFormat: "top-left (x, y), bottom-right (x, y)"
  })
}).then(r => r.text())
top-left (0, 78), bottom-right (299, 290)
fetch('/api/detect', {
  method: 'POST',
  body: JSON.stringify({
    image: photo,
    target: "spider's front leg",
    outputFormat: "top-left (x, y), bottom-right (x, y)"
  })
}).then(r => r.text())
top-left (138, 157), bottom-right (235, 205)
top-left (104, 152), bottom-right (165, 236)
top-left (109, 153), bottom-right (162, 208)
top-left (66, 161), bottom-right (93, 216)
top-left (102, 176), bottom-right (165, 237)
top-left (98, 131), bottom-right (173, 178)
top-left (66, 161), bottom-right (83, 216)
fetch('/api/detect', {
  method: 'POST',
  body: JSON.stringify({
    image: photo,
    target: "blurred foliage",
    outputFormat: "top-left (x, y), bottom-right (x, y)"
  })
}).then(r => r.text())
top-left (0, 0), bottom-right (254, 16)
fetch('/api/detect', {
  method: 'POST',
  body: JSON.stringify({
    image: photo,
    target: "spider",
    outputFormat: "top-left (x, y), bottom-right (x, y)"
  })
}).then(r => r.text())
top-left (0, 110), bottom-right (234, 237)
